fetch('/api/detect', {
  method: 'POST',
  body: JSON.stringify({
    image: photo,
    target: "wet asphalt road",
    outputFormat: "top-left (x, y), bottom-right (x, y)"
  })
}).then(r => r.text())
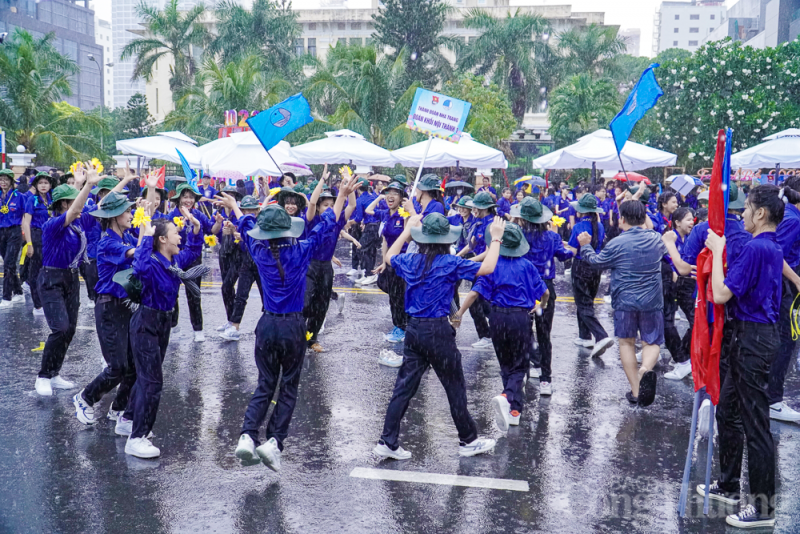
top-left (1, 242), bottom-right (800, 534)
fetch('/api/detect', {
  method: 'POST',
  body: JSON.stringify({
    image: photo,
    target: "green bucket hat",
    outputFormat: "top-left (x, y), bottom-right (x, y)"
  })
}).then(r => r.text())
top-left (112, 268), bottom-right (142, 303)
top-left (454, 195), bottom-right (473, 208)
top-left (471, 191), bottom-right (497, 210)
top-left (393, 174), bottom-right (409, 185)
top-left (697, 190), bottom-right (709, 201)
top-left (410, 213), bottom-right (462, 244)
top-left (170, 183), bottom-right (201, 201)
top-left (31, 171), bottom-right (56, 189)
top-left (0, 169), bottom-right (14, 178)
top-left (416, 173), bottom-right (442, 192)
top-left (222, 184), bottom-right (243, 201)
top-left (91, 191), bottom-right (135, 219)
top-left (91, 177), bottom-right (123, 195)
top-left (485, 222), bottom-right (530, 258)
top-left (571, 193), bottom-right (605, 214)
top-left (510, 197), bottom-right (553, 224)
top-left (317, 188), bottom-right (336, 201)
top-left (293, 183), bottom-right (306, 193)
top-left (277, 186), bottom-right (308, 212)
top-left (247, 204), bottom-right (305, 240)
top-left (240, 195), bottom-right (260, 210)
top-left (141, 185), bottom-right (167, 202)
top-left (444, 180), bottom-right (475, 193)
top-left (51, 184), bottom-right (80, 204)
top-left (384, 182), bottom-right (408, 198)
top-left (727, 182), bottom-right (745, 210)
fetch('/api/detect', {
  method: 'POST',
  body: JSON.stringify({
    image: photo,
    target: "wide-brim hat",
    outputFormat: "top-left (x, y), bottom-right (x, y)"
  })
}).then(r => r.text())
top-left (727, 183), bottom-right (745, 210)
top-left (51, 184), bottom-right (80, 204)
top-left (416, 173), bottom-right (442, 192)
top-left (277, 186), bottom-right (307, 212)
top-left (222, 185), bottom-right (243, 201)
top-left (454, 195), bottom-right (473, 208)
top-left (485, 222), bottom-right (530, 258)
top-left (247, 204), bottom-right (306, 240)
top-left (91, 177), bottom-right (126, 195)
top-left (317, 188), bottom-right (336, 201)
top-left (112, 268), bottom-right (142, 302)
top-left (444, 180), bottom-right (475, 192)
top-left (471, 191), bottom-right (497, 210)
top-left (697, 191), bottom-right (710, 201)
top-left (141, 185), bottom-right (167, 201)
top-left (393, 174), bottom-right (409, 185)
top-left (571, 194), bottom-right (604, 214)
top-left (383, 182), bottom-right (408, 197)
top-left (0, 169), bottom-right (14, 178)
top-left (409, 213), bottom-right (462, 244)
top-left (31, 171), bottom-right (56, 189)
top-left (91, 191), bottom-right (135, 218)
top-left (511, 197), bottom-right (553, 224)
top-left (171, 183), bottom-right (201, 201)
top-left (240, 195), bottom-right (260, 210)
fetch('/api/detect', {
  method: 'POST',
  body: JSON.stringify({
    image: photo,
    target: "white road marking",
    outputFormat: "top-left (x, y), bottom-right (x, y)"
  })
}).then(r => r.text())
top-left (350, 467), bottom-right (529, 492)
top-left (76, 326), bottom-right (95, 331)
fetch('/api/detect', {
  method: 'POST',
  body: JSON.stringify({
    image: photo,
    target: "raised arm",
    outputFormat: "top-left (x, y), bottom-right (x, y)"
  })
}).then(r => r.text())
top-left (365, 194), bottom-right (384, 216)
top-left (65, 164), bottom-right (101, 226)
top-left (706, 230), bottom-right (733, 304)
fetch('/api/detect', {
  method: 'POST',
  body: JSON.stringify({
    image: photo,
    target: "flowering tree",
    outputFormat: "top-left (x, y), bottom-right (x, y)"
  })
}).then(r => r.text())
top-left (635, 38), bottom-right (800, 171)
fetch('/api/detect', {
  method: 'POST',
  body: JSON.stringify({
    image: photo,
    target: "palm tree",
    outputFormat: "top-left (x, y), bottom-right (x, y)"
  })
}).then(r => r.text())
top-left (0, 30), bottom-right (104, 165)
top-left (120, 0), bottom-right (209, 96)
top-left (457, 9), bottom-right (553, 121)
top-left (547, 73), bottom-right (618, 147)
top-left (558, 24), bottom-right (627, 78)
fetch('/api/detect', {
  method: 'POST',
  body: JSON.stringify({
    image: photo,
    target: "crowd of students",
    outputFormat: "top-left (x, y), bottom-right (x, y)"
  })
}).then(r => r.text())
top-left (0, 163), bottom-right (796, 529)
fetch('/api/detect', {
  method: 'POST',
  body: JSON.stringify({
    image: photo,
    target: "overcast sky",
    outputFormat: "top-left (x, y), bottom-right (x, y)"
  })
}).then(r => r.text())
top-left (95, 0), bottom-right (736, 59)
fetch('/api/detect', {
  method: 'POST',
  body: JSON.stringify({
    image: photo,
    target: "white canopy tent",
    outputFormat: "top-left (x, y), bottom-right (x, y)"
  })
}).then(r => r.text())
top-left (532, 129), bottom-right (677, 171)
top-left (291, 129), bottom-right (396, 167)
top-left (391, 132), bottom-right (508, 169)
top-left (731, 129), bottom-right (800, 169)
top-left (116, 131), bottom-right (202, 167)
top-left (199, 131), bottom-right (299, 177)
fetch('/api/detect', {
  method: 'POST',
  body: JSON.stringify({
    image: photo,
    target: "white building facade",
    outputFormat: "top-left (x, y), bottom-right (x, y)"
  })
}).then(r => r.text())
top-left (95, 18), bottom-right (114, 108)
top-left (653, 1), bottom-right (728, 55)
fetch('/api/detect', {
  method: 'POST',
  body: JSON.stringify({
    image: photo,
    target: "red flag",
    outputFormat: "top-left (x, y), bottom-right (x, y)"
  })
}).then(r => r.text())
top-left (691, 130), bottom-right (727, 405)
top-left (139, 166), bottom-right (165, 189)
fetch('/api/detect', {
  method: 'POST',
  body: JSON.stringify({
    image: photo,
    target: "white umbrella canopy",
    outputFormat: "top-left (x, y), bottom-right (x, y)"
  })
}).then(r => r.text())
top-left (199, 131), bottom-right (300, 177)
top-left (291, 129), bottom-right (396, 167)
top-left (116, 131), bottom-right (202, 167)
top-left (391, 132), bottom-right (508, 169)
top-left (731, 129), bottom-right (800, 169)
top-left (533, 129), bottom-right (677, 171)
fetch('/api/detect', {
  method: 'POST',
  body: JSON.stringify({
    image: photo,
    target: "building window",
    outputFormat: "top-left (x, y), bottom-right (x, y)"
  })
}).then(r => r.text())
top-left (338, 22), bottom-right (346, 30)
top-left (674, 27), bottom-right (679, 33)
top-left (308, 23), bottom-right (316, 31)
top-left (673, 40), bottom-right (678, 46)
top-left (294, 38), bottom-right (304, 55)
top-left (365, 37), bottom-right (373, 46)
top-left (455, 21), bottom-right (464, 29)
top-left (478, 0), bottom-right (486, 4)
top-left (690, 14), bottom-right (699, 20)
top-left (351, 37), bottom-right (363, 46)
top-left (690, 27), bottom-right (699, 33)
top-left (308, 38), bottom-right (316, 58)
top-left (710, 14), bottom-right (715, 20)
top-left (337, 37), bottom-right (346, 46)
top-left (689, 40), bottom-right (698, 46)
top-left (674, 14), bottom-right (680, 20)
top-left (351, 22), bottom-right (361, 30)
top-left (710, 27), bottom-right (715, 32)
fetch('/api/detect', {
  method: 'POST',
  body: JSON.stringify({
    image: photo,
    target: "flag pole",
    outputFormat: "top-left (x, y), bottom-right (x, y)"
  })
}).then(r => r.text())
top-left (409, 133), bottom-right (433, 201)
top-left (678, 389), bottom-right (702, 517)
top-left (703, 402), bottom-right (715, 515)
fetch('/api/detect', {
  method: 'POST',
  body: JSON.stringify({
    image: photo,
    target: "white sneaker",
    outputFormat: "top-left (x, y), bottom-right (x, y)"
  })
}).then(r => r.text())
top-left (564, 268), bottom-right (571, 277)
top-left (378, 349), bottom-right (403, 368)
top-left (491, 395), bottom-right (512, 431)
top-left (603, 295), bottom-right (612, 304)
top-left (360, 274), bottom-right (378, 286)
top-left (219, 326), bottom-right (240, 341)
top-left (235, 434), bottom-right (262, 466)
top-left (22, 282), bottom-right (30, 294)
top-left (459, 437), bottom-right (496, 457)
top-left (664, 360), bottom-right (692, 380)
top-left (346, 268), bottom-right (359, 276)
top-left (373, 442), bottom-right (412, 460)
top-left (87, 300), bottom-right (95, 309)
top-left (125, 436), bottom-right (160, 459)
top-left (256, 437), bottom-right (282, 472)
top-left (508, 412), bottom-right (521, 426)
top-left (636, 350), bottom-right (643, 363)
top-left (471, 337), bottom-right (494, 350)
top-left (51, 376), bottom-right (75, 390)
top-left (590, 337), bottom-right (615, 358)
top-left (35, 377), bottom-right (53, 396)
top-left (770, 401), bottom-right (800, 422)
top-left (530, 367), bottom-right (541, 378)
top-left (0, 299), bottom-right (12, 309)
top-left (107, 408), bottom-right (123, 421)
top-left (337, 294), bottom-right (346, 314)
top-left (697, 399), bottom-right (718, 439)
top-left (540, 381), bottom-right (552, 396)
top-left (194, 331), bottom-right (205, 342)
top-left (115, 416), bottom-right (133, 436)
top-left (11, 294), bottom-right (24, 303)
top-left (318, 319), bottom-right (325, 335)
top-left (573, 338), bottom-right (594, 348)
top-left (73, 391), bottom-right (95, 425)
top-left (216, 321), bottom-right (232, 332)
top-left (32, 307), bottom-right (45, 316)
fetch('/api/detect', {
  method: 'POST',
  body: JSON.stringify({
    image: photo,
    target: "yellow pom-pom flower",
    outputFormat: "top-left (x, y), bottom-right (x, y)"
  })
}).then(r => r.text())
top-left (131, 207), bottom-right (151, 228)
top-left (551, 216), bottom-right (566, 228)
top-left (306, 331), bottom-right (313, 341)
top-left (173, 216), bottom-right (185, 229)
top-left (269, 187), bottom-right (282, 197)
top-left (204, 235), bottom-right (218, 247)
top-left (90, 158), bottom-right (104, 174)
top-left (340, 165), bottom-right (352, 178)
top-left (397, 207), bottom-right (410, 218)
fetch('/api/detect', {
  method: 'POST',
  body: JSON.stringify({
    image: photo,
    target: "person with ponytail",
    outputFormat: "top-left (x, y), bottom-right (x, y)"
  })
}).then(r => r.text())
top-left (406, 173), bottom-right (446, 218)
top-left (374, 212), bottom-right (505, 461)
top-left (567, 193), bottom-right (613, 357)
top-left (118, 203), bottom-right (206, 458)
top-left (34, 165), bottom-right (104, 396)
top-left (21, 172), bottom-right (55, 315)
top-left (212, 176), bottom-right (359, 472)
top-left (0, 169), bottom-right (24, 308)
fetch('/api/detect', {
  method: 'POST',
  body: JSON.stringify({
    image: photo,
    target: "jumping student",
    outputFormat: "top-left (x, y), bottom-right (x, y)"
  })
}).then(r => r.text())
top-left (217, 177), bottom-right (358, 472)
top-left (373, 212), bottom-right (505, 461)
top-left (701, 184), bottom-right (784, 530)
top-left (21, 172), bottom-right (55, 315)
top-left (456, 222), bottom-right (549, 431)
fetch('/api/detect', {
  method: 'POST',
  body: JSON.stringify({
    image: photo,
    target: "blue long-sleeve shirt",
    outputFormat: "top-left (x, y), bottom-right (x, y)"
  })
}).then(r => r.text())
top-left (777, 203), bottom-right (800, 269)
top-left (166, 207), bottom-right (213, 247)
top-left (95, 230), bottom-right (138, 298)
top-left (24, 193), bottom-right (51, 229)
top-left (134, 231), bottom-right (203, 311)
top-left (473, 255), bottom-right (547, 308)
top-left (568, 217), bottom-right (605, 260)
top-left (0, 189), bottom-right (24, 227)
top-left (681, 215), bottom-right (750, 267)
top-left (523, 229), bottom-right (573, 280)
top-left (353, 191), bottom-right (378, 224)
top-left (496, 197), bottom-right (512, 218)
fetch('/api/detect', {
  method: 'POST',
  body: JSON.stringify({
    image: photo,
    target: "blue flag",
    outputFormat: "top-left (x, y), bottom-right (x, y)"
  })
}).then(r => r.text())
top-left (609, 64), bottom-right (663, 154)
top-left (176, 148), bottom-right (200, 195)
top-left (247, 93), bottom-right (313, 153)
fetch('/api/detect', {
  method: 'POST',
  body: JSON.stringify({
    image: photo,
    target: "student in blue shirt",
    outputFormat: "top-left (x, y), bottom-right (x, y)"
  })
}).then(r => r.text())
top-left (496, 187), bottom-right (513, 219)
top-left (119, 204), bottom-right (206, 459)
top-left (209, 185), bottom-right (243, 333)
top-left (703, 185), bottom-right (785, 529)
top-left (476, 175), bottom-right (497, 201)
top-left (374, 212), bottom-right (505, 461)
top-left (457, 223), bottom-right (549, 431)
top-left (34, 167), bottom-right (104, 397)
top-left (567, 194), bottom-right (612, 356)
top-left (0, 169), bottom-right (24, 307)
top-left (72, 190), bottom-right (143, 426)
top-left (352, 179), bottom-right (380, 286)
top-left (213, 178), bottom-right (358, 472)
top-left (405, 173), bottom-right (446, 219)
top-left (512, 197), bottom-right (573, 394)
top-left (21, 172), bottom-right (55, 315)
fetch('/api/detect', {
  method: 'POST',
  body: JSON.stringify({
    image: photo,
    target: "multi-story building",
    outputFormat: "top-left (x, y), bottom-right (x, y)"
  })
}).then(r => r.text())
top-left (95, 17), bottom-right (114, 108)
top-left (112, 0), bottom-right (147, 109)
top-left (619, 28), bottom-right (641, 56)
top-left (703, 0), bottom-right (800, 49)
top-left (653, 1), bottom-right (728, 55)
top-left (0, 0), bottom-right (104, 111)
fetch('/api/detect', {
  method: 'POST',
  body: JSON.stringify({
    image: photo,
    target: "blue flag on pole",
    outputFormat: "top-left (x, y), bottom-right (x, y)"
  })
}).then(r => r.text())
top-left (247, 93), bottom-right (314, 153)
top-left (176, 148), bottom-right (200, 195)
top-left (609, 63), bottom-right (664, 154)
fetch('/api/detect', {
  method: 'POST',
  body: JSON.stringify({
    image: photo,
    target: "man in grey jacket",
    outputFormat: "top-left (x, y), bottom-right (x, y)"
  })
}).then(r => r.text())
top-left (578, 199), bottom-right (667, 407)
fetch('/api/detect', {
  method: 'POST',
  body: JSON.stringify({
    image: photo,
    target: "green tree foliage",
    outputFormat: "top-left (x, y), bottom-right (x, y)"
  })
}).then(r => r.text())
top-left (547, 73), bottom-right (618, 147)
top-left (444, 74), bottom-right (516, 149)
top-left (120, 0), bottom-right (209, 97)
top-left (121, 93), bottom-right (155, 138)
top-left (558, 24), bottom-right (628, 78)
top-left (0, 30), bottom-right (104, 165)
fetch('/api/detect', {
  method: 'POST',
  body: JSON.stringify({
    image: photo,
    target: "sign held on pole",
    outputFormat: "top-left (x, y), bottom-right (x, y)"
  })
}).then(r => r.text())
top-left (406, 88), bottom-right (471, 143)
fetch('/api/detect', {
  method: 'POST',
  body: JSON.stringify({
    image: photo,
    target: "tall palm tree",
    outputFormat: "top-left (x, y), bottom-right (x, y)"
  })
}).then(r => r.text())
top-left (558, 24), bottom-right (627, 78)
top-left (457, 9), bottom-right (553, 121)
top-left (547, 73), bottom-right (618, 147)
top-left (120, 0), bottom-right (209, 96)
top-left (0, 30), bottom-right (104, 165)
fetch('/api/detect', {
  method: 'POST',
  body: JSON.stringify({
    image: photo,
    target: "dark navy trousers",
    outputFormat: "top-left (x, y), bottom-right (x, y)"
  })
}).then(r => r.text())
top-left (769, 272), bottom-right (799, 404)
top-left (38, 267), bottom-right (80, 379)
top-left (490, 308), bottom-right (532, 413)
